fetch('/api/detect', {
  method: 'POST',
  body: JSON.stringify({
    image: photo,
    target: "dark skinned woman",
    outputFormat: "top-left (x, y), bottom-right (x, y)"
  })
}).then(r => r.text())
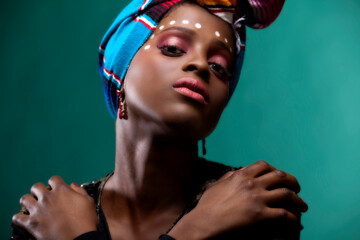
top-left (11, 0), bottom-right (308, 239)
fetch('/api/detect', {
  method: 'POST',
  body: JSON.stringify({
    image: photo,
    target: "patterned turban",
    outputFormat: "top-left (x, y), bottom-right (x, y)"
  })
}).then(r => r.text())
top-left (99, 0), bottom-right (285, 119)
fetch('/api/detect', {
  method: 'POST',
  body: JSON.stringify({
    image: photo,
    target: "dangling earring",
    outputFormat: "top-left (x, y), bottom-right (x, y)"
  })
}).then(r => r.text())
top-left (202, 138), bottom-right (206, 155)
top-left (117, 87), bottom-right (127, 119)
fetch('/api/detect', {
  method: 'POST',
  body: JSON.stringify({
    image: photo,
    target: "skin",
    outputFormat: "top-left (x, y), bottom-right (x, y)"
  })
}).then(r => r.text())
top-left (12, 3), bottom-right (308, 240)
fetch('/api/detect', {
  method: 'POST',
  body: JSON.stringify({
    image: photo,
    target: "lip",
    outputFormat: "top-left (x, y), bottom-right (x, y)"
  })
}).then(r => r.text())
top-left (173, 77), bottom-right (209, 105)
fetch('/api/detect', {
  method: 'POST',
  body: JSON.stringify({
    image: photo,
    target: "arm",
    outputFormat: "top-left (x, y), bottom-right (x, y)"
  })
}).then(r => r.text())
top-left (12, 161), bottom-right (307, 240)
top-left (168, 161), bottom-right (307, 240)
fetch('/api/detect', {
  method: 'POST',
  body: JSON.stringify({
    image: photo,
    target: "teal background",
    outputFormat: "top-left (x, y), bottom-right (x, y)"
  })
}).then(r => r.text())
top-left (1, 0), bottom-right (359, 238)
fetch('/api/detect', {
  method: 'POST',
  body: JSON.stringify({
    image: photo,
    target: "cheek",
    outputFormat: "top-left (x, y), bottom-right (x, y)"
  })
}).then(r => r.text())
top-left (210, 82), bottom-right (229, 110)
top-left (126, 46), bottom-right (172, 83)
top-left (123, 51), bottom-right (157, 112)
top-left (202, 82), bottom-right (228, 135)
top-left (123, 49), bottom-right (177, 114)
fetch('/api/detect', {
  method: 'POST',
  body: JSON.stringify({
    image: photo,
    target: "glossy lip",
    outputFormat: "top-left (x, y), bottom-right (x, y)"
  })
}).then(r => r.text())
top-left (173, 77), bottom-right (209, 105)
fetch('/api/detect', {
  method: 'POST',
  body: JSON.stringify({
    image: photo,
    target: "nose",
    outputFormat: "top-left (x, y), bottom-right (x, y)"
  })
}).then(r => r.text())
top-left (182, 54), bottom-right (210, 81)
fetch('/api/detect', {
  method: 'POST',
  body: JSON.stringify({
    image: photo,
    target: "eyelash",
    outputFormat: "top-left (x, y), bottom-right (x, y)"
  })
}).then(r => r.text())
top-left (158, 44), bottom-right (231, 80)
top-left (209, 62), bottom-right (231, 80)
top-left (158, 44), bottom-right (186, 57)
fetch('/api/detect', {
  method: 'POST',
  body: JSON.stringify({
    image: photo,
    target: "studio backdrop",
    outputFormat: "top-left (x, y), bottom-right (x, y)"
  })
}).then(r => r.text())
top-left (1, 0), bottom-right (359, 239)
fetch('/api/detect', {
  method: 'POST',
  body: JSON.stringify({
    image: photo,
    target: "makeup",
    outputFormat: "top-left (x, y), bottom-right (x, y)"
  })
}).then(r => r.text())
top-left (195, 23), bottom-right (202, 29)
top-left (173, 77), bottom-right (209, 105)
top-left (182, 20), bottom-right (189, 24)
top-left (144, 45), bottom-right (151, 50)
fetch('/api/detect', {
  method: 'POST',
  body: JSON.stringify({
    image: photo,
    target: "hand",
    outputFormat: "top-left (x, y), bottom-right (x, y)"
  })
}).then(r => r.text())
top-left (12, 176), bottom-right (98, 240)
top-left (169, 160), bottom-right (308, 240)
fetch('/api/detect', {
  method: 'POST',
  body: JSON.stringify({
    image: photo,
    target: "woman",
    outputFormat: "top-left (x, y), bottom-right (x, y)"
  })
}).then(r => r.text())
top-left (11, 0), bottom-right (308, 239)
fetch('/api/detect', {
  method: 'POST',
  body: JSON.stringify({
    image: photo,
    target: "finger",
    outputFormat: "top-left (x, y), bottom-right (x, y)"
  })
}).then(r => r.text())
top-left (241, 160), bottom-right (276, 178)
top-left (30, 182), bottom-right (49, 200)
top-left (19, 194), bottom-right (37, 213)
top-left (12, 212), bottom-right (29, 229)
top-left (20, 206), bottom-right (30, 215)
top-left (70, 183), bottom-right (89, 196)
top-left (48, 175), bottom-right (66, 190)
top-left (257, 170), bottom-right (301, 193)
top-left (264, 207), bottom-right (301, 226)
top-left (264, 188), bottom-right (308, 213)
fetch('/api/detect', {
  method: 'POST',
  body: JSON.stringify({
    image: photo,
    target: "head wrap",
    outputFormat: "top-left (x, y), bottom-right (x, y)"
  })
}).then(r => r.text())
top-left (99, 0), bottom-right (285, 119)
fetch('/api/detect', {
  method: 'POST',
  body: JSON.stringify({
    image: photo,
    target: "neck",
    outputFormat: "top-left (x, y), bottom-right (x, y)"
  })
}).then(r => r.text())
top-left (105, 116), bottom-right (199, 213)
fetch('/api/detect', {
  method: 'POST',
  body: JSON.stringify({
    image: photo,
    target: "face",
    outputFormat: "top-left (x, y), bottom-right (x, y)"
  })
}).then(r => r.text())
top-left (123, 3), bottom-right (235, 139)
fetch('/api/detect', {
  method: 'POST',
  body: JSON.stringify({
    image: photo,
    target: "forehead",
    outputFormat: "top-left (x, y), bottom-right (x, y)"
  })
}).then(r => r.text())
top-left (155, 3), bottom-right (234, 43)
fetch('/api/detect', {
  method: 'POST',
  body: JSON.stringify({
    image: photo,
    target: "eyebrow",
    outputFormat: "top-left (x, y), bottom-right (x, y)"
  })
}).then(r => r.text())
top-left (161, 26), bottom-right (196, 36)
top-left (161, 26), bottom-right (233, 56)
top-left (211, 39), bottom-right (233, 57)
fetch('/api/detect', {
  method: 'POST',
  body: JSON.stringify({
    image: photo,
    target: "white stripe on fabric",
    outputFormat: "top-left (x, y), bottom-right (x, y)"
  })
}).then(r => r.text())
top-left (140, 0), bottom-right (151, 11)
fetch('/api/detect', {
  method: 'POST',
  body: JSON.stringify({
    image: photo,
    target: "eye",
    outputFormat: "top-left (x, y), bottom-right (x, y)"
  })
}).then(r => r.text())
top-left (209, 62), bottom-right (231, 81)
top-left (159, 45), bottom-right (186, 57)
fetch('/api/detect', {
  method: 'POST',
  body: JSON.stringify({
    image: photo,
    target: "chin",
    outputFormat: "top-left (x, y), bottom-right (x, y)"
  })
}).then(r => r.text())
top-left (159, 103), bottom-right (219, 139)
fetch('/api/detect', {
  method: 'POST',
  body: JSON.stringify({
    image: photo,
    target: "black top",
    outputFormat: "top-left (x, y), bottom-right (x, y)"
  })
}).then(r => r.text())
top-left (11, 158), bottom-right (236, 240)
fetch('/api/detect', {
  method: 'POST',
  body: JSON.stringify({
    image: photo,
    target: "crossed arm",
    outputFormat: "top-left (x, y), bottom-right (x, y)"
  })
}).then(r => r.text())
top-left (12, 161), bottom-right (308, 240)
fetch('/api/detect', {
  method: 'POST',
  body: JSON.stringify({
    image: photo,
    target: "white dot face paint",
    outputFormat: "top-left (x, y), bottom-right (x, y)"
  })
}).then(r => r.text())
top-left (150, 34), bottom-right (154, 39)
top-left (169, 20), bottom-right (176, 25)
top-left (225, 38), bottom-right (228, 43)
top-left (144, 45), bottom-right (151, 50)
top-left (159, 25), bottom-right (165, 30)
top-left (182, 20), bottom-right (189, 24)
top-left (195, 23), bottom-right (202, 29)
top-left (215, 31), bottom-right (220, 37)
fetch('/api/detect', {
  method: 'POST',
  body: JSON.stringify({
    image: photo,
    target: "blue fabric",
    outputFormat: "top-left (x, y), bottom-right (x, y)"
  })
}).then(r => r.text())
top-left (99, 0), bottom-right (155, 119)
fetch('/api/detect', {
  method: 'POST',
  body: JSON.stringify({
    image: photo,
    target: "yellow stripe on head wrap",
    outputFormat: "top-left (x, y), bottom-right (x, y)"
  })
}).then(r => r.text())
top-left (196, 0), bottom-right (237, 7)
